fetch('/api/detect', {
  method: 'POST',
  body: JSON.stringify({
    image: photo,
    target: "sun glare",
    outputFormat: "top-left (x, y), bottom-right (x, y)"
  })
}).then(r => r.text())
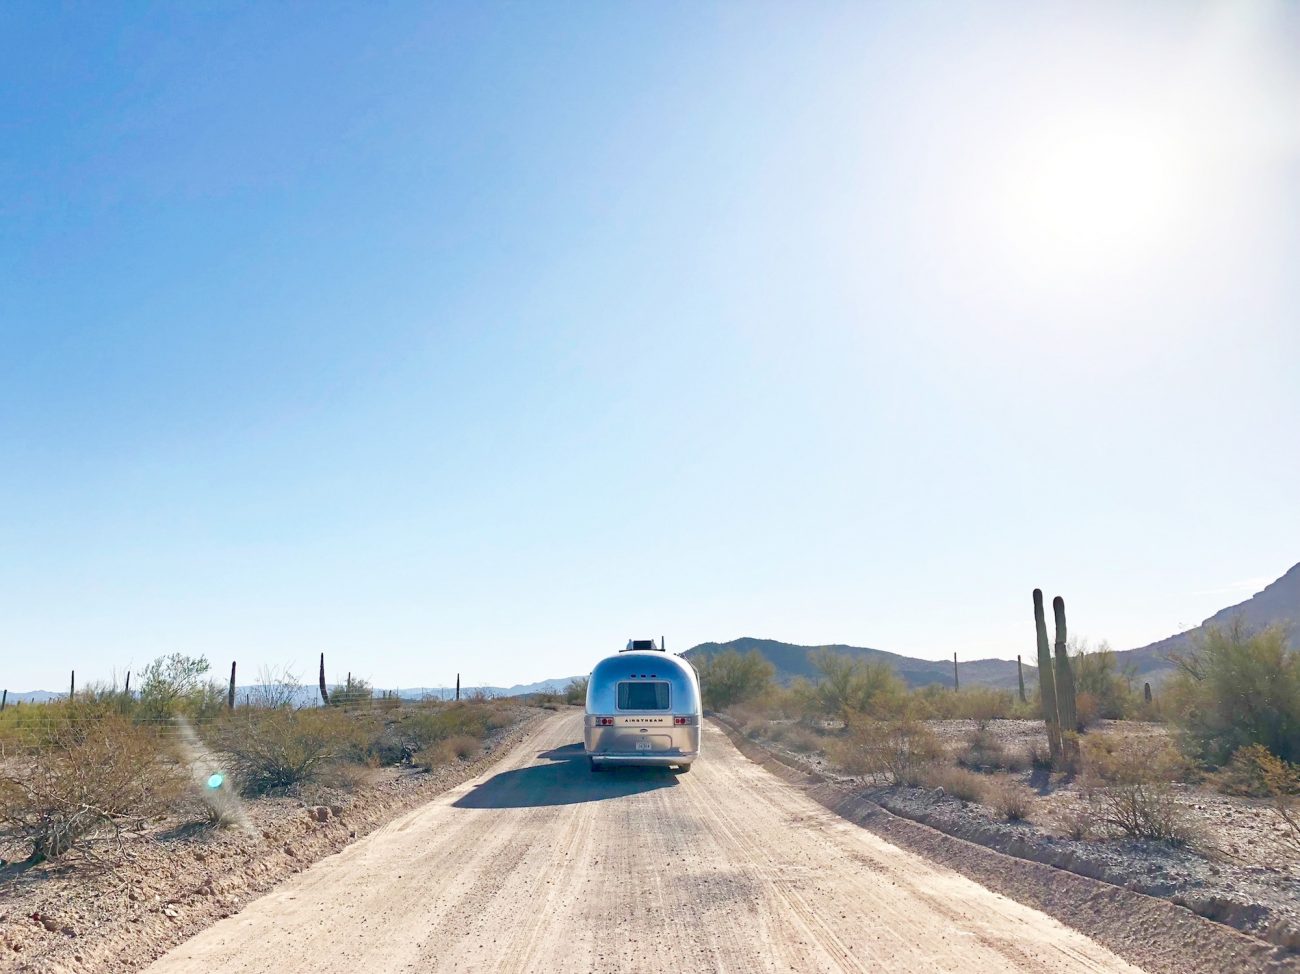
top-left (999, 117), bottom-right (1189, 276)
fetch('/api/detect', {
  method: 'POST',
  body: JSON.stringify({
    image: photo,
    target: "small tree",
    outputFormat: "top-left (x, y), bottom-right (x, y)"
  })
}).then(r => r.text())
top-left (563, 677), bottom-right (589, 706)
top-left (1166, 621), bottom-right (1300, 765)
top-left (811, 651), bottom-right (905, 724)
top-left (1071, 640), bottom-right (1137, 721)
top-left (138, 653), bottom-right (224, 718)
top-left (696, 650), bottom-right (774, 710)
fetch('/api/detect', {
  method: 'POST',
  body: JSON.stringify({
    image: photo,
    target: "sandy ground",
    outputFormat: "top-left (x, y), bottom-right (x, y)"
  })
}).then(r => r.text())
top-left (141, 713), bottom-right (1146, 974)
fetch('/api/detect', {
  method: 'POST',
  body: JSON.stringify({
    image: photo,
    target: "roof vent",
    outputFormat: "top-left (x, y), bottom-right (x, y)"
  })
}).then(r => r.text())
top-left (624, 638), bottom-right (663, 652)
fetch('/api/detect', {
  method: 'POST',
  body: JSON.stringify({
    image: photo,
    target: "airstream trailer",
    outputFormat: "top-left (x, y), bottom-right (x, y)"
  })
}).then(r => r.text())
top-left (584, 640), bottom-right (701, 772)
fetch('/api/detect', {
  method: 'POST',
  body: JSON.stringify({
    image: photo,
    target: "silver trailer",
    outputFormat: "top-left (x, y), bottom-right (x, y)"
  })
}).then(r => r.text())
top-left (584, 640), bottom-right (701, 772)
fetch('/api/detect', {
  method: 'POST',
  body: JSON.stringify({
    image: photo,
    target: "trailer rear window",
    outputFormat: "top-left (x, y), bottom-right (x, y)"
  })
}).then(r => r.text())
top-left (617, 681), bottom-right (670, 710)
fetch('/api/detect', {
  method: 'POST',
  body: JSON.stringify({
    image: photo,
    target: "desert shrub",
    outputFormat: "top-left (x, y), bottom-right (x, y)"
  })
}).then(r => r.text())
top-left (769, 723), bottom-right (822, 754)
top-left (400, 702), bottom-right (507, 753)
top-left (414, 734), bottom-right (483, 770)
top-left (1074, 692), bottom-right (1099, 729)
top-left (1165, 621), bottom-right (1300, 765)
top-left (1053, 801), bottom-right (1098, 840)
top-left (329, 675), bottom-right (373, 708)
top-left (137, 653), bottom-right (226, 719)
top-left (1081, 735), bottom-right (1194, 844)
top-left (957, 726), bottom-right (1006, 770)
top-left (811, 651), bottom-right (906, 724)
top-left (0, 714), bottom-right (184, 861)
top-left (1226, 745), bottom-right (1300, 854)
top-left (1028, 742), bottom-right (1054, 770)
top-left (564, 677), bottom-right (589, 706)
top-left (697, 650), bottom-right (774, 710)
top-left (1071, 641), bottom-right (1138, 721)
top-left (223, 709), bottom-right (365, 795)
top-left (245, 666), bottom-right (303, 709)
top-left (983, 778), bottom-right (1034, 821)
top-left (829, 719), bottom-right (942, 784)
top-left (918, 764), bottom-right (986, 802)
top-left (951, 687), bottom-right (1016, 723)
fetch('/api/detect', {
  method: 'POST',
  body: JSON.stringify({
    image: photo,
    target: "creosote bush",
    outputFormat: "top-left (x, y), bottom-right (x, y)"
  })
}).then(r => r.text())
top-left (829, 719), bottom-right (943, 785)
top-left (1081, 735), bottom-right (1194, 845)
top-left (0, 713), bottom-right (184, 861)
top-left (222, 709), bottom-right (365, 795)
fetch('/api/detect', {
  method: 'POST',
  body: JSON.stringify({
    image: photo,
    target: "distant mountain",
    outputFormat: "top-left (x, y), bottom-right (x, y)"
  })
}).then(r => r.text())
top-left (1115, 562), bottom-right (1300, 681)
top-left (6, 677), bottom-right (585, 707)
top-left (683, 637), bottom-right (1030, 691)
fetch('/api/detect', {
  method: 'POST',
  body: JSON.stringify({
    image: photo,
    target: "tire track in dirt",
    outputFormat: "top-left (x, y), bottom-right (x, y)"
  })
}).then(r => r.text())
top-left (143, 714), bottom-right (1148, 974)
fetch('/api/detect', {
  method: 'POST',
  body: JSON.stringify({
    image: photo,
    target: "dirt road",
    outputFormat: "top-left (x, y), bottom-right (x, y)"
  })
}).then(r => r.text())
top-left (144, 713), bottom-right (1145, 974)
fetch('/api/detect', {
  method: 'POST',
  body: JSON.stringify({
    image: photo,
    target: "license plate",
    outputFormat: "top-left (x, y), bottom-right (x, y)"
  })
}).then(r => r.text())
top-left (635, 741), bottom-right (653, 751)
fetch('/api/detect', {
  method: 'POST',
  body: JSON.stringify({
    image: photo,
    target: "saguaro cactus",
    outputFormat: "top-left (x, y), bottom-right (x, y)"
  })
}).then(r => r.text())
top-left (1033, 590), bottom-right (1061, 762)
top-left (318, 653), bottom-right (330, 706)
top-left (952, 652), bottom-right (960, 691)
top-left (228, 661), bottom-right (237, 710)
top-left (1052, 596), bottom-right (1079, 764)
top-left (1016, 655), bottom-right (1027, 704)
top-left (1143, 682), bottom-right (1153, 705)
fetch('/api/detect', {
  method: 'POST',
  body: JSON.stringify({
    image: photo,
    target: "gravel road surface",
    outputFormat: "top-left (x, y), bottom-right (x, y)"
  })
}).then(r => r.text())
top-left (143, 713), bottom-right (1146, 973)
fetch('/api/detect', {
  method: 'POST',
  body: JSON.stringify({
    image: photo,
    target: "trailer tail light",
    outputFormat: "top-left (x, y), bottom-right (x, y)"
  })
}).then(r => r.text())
top-left (597, 717), bottom-right (615, 726)
top-left (673, 716), bottom-right (695, 726)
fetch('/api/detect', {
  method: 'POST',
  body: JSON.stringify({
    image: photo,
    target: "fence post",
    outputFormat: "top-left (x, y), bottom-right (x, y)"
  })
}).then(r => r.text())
top-left (1, 689), bottom-right (6, 712)
top-left (228, 661), bottom-right (237, 710)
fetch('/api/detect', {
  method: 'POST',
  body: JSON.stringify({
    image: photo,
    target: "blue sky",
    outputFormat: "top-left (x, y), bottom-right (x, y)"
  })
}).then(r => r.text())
top-left (3, 2), bottom-right (1298, 691)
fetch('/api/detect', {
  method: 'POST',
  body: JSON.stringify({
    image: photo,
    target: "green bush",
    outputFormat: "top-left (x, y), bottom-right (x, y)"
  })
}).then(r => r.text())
top-left (222, 709), bottom-right (364, 795)
top-left (400, 702), bottom-right (509, 752)
top-left (829, 719), bottom-right (943, 784)
top-left (697, 649), bottom-right (774, 710)
top-left (1165, 621), bottom-right (1300, 765)
top-left (1071, 642), bottom-right (1138, 721)
top-left (563, 677), bottom-right (589, 706)
top-left (329, 675), bottom-right (373, 708)
top-left (137, 653), bottom-right (226, 719)
top-left (811, 651), bottom-right (906, 724)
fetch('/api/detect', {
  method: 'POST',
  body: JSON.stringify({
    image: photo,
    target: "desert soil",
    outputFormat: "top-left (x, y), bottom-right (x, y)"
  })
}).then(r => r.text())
top-left (137, 713), bottom-right (1156, 974)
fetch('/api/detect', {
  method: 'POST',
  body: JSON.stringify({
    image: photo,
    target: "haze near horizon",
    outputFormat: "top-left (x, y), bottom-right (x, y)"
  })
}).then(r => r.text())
top-left (2, 2), bottom-right (1298, 691)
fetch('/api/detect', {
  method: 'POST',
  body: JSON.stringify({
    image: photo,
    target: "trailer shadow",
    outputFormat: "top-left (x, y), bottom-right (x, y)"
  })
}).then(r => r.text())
top-left (452, 743), bottom-right (679, 809)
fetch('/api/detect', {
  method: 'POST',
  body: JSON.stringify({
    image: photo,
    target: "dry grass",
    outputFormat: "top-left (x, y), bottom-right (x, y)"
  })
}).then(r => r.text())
top-left (916, 764), bottom-right (986, 802)
top-left (982, 778), bottom-right (1035, 821)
